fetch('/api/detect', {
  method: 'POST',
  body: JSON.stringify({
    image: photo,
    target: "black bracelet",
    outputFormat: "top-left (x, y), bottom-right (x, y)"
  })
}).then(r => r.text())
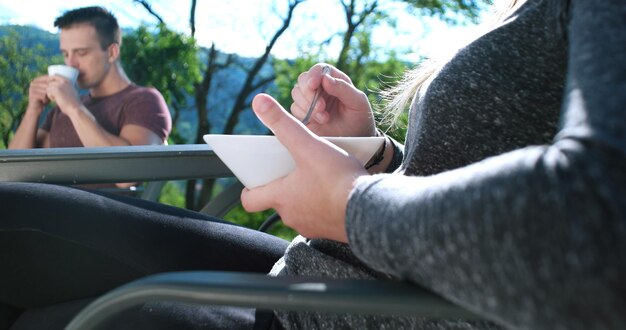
top-left (365, 134), bottom-right (387, 169)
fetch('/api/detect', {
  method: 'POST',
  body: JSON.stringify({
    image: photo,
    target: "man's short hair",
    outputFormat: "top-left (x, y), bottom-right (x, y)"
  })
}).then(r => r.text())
top-left (54, 6), bottom-right (121, 50)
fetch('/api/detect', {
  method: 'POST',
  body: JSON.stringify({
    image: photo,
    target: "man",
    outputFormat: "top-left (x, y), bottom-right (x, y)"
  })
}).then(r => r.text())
top-left (9, 6), bottom-right (171, 151)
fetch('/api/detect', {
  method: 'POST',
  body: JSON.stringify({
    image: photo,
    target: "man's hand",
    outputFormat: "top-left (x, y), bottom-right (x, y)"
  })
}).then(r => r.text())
top-left (241, 93), bottom-right (368, 243)
top-left (46, 75), bottom-right (82, 116)
top-left (26, 75), bottom-right (52, 115)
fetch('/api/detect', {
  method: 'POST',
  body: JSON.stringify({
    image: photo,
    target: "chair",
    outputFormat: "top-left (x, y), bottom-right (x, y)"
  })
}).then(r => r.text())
top-left (66, 271), bottom-right (481, 329)
top-left (0, 145), bottom-right (484, 328)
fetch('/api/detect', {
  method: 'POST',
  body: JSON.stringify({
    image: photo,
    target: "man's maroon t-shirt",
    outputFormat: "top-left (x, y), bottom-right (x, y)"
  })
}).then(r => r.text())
top-left (41, 84), bottom-right (172, 147)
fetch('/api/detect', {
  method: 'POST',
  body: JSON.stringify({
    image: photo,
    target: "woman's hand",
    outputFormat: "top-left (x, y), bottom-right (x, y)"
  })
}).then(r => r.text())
top-left (241, 93), bottom-right (368, 243)
top-left (291, 63), bottom-right (377, 138)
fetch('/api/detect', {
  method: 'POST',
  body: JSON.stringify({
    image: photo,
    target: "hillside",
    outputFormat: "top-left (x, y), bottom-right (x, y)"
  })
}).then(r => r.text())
top-left (0, 24), bottom-right (58, 55)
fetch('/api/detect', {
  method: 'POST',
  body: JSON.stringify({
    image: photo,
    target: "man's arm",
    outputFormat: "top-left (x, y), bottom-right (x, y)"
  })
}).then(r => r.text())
top-left (9, 110), bottom-right (46, 149)
top-left (46, 77), bottom-right (164, 147)
top-left (65, 105), bottom-right (163, 147)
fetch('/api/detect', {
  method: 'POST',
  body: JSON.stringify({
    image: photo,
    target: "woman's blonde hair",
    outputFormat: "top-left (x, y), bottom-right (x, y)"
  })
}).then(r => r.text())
top-left (378, 0), bottom-right (523, 126)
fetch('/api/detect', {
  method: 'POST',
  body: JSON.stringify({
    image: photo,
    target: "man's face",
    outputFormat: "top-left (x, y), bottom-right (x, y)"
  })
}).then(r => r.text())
top-left (59, 24), bottom-right (112, 90)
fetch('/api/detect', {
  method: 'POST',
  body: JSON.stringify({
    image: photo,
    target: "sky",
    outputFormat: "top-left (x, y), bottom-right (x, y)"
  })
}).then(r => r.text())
top-left (0, 0), bottom-right (497, 62)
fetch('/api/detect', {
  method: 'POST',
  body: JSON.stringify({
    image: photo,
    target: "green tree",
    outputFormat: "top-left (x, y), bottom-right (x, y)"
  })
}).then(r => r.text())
top-left (272, 53), bottom-right (408, 140)
top-left (187, 0), bottom-right (305, 211)
top-left (223, 205), bottom-right (297, 241)
top-left (121, 23), bottom-right (201, 144)
top-left (158, 181), bottom-right (186, 208)
top-left (135, 0), bottom-right (306, 210)
top-left (0, 31), bottom-right (61, 149)
top-left (120, 24), bottom-right (203, 211)
top-left (134, 0), bottom-right (490, 229)
top-left (403, 0), bottom-right (492, 24)
top-left (273, 0), bottom-right (491, 143)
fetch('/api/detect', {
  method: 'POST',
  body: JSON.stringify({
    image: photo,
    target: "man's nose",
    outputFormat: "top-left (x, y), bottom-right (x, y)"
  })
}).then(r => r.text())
top-left (65, 55), bottom-right (79, 68)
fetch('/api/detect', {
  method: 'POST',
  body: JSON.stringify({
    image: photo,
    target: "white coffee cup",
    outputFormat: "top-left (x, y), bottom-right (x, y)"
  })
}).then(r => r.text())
top-left (48, 65), bottom-right (79, 85)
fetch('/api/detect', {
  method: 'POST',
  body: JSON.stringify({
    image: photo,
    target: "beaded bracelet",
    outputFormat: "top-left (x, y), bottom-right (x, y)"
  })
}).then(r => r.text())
top-left (365, 132), bottom-right (387, 169)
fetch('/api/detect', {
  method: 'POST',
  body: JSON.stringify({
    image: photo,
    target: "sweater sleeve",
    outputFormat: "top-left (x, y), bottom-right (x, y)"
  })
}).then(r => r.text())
top-left (346, 1), bottom-right (626, 330)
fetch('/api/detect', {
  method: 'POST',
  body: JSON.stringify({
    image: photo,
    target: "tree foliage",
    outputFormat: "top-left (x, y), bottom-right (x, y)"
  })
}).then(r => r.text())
top-left (134, 0), bottom-right (491, 217)
top-left (224, 205), bottom-right (297, 241)
top-left (0, 31), bottom-right (61, 149)
top-left (183, 0), bottom-right (305, 211)
top-left (272, 0), bottom-right (416, 144)
top-left (403, 0), bottom-right (493, 23)
top-left (272, 0), bottom-right (491, 145)
top-left (121, 24), bottom-right (201, 144)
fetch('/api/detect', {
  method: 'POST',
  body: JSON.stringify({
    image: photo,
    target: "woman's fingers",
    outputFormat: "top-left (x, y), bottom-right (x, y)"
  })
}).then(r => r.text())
top-left (240, 179), bottom-right (281, 213)
top-left (241, 93), bottom-right (319, 211)
top-left (291, 64), bottom-right (334, 123)
top-left (242, 93), bottom-right (364, 243)
top-left (252, 94), bottom-right (312, 153)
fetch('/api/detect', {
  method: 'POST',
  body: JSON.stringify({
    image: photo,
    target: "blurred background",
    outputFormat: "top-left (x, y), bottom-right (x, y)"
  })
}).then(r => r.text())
top-left (0, 0), bottom-right (495, 238)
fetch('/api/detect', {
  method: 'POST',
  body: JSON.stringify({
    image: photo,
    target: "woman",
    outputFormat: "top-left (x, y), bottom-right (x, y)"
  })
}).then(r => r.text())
top-left (2, 0), bottom-right (625, 329)
top-left (248, 1), bottom-right (625, 329)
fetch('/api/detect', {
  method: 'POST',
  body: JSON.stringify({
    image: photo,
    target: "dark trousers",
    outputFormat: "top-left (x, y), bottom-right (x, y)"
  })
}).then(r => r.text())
top-left (0, 182), bottom-right (289, 329)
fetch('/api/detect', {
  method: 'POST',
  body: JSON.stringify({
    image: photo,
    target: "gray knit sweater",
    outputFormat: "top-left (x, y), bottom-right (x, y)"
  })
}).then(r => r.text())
top-left (271, 0), bottom-right (626, 329)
